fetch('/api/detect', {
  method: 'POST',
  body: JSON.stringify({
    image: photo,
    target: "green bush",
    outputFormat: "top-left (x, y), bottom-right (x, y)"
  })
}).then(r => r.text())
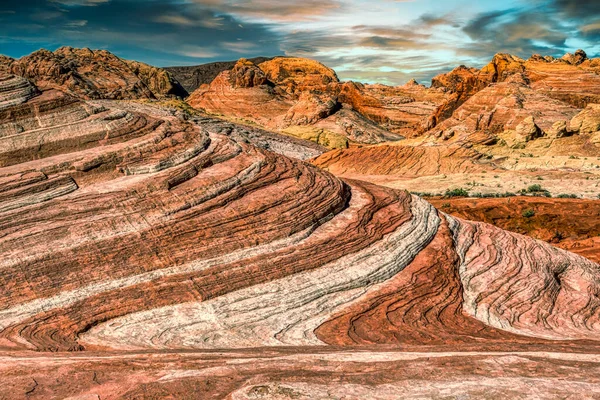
top-left (444, 188), bottom-right (469, 198)
top-left (527, 184), bottom-right (543, 193)
top-left (556, 194), bottom-right (578, 199)
top-left (522, 209), bottom-right (536, 218)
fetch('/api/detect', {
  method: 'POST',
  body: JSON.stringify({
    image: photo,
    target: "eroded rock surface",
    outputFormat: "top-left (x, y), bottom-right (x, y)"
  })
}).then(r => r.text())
top-left (188, 57), bottom-right (413, 145)
top-left (2, 66), bottom-right (600, 397)
top-left (1, 47), bottom-right (186, 100)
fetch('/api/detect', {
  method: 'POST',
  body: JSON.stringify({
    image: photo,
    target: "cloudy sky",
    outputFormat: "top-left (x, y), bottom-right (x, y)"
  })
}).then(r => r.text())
top-left (0, 0), bottom-right (599, 84)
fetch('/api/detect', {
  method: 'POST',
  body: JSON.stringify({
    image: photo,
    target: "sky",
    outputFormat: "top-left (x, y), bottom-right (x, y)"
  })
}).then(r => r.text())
top-left (0, 0), bottom-right (599, 85)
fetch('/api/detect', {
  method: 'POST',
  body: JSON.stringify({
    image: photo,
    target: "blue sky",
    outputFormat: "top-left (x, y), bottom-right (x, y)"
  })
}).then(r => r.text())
top-left (1, 0), bottom-right (599, 84)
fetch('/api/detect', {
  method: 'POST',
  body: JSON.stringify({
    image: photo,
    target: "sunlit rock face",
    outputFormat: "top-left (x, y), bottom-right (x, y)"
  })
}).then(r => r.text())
top-left (188, 57), bottom-right (437, 145)
top-left (0, 47), bottom-right (187, 100)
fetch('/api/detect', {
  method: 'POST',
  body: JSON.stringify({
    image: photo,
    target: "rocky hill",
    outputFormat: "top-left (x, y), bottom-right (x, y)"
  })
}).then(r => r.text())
top-left (0, 47), bottom-right (187, 100)
top-left (2, 73), bottom-right (600, 398)
top-left (165, 56), bottom-right (274, 93)
top-left (311, 50), bottom-right (600, 207)
top-left (188, 57), bottom-right (413, 146)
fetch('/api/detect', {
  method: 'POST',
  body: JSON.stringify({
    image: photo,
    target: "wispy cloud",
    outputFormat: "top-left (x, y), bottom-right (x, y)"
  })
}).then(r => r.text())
top-left (0, 0), bottom-right (598, 84)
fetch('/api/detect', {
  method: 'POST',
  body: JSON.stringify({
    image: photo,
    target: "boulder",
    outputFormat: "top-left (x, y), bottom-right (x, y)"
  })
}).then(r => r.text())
top-left (515, 116), bottom-right (544, 142)
top-left (570, 104), bottom-right (600, 134)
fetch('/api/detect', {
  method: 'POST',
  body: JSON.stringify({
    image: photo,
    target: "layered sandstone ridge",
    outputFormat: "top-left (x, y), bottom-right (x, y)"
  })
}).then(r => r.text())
top-left (427, 50), bottom-right (600, 142)
top-left (0, 47), bottom-right (187, 100)
top-left (313, 50), bottom-right (600, 201)
top-left (1, 76), bottom-right (600, 355)
top-left (2, 74), bottom-right (600, 397)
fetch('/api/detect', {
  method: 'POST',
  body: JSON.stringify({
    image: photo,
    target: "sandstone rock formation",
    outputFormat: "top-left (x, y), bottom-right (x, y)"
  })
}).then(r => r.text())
top-left (2, 54), bottom-right (600, 397)
top-left (258, 57), bottom-right (339, 94)
top-left (338, 80), bottom-right (450, 138)
top-left (430, 196), bottom-right (600, 263)
top-left (0, 75), bottom-right (39, 109)
top-left (188, 57), bottom-right (403, 146)
top-left (428, 50), bottom-right (600, 131)
top-left (571, 103), bottom-right (600, 134)
top-left (313, 144), bottom-right (493, 177)
top-left (1, 76), bottom-right (599, 353)
top-left (429, 71), bottom-right (580, 146)
top-left (1, 47), bottom-right (187, 100)
top-left (165, 56), bottom-right (274, 93)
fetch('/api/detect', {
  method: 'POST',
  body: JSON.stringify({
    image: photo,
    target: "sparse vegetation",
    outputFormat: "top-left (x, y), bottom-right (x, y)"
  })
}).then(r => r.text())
top-left (444, 188), bottom-right (469, 198)
top-left (471, 192), bottom-right (517, 198)
top-left (527, 184), bottom-right (543, 192)
top-left (410, 192), bottom-right (438, 198)
top-left (522, 209), bottom-right (536, 218)
top-left (556, 194), bottom-right (578, 199)
top-left (521, 184), bottom-right (551, 197)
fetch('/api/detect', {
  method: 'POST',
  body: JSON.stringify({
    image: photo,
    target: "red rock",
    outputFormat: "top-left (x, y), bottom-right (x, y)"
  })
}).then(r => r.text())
top-left (2, 47), bottom-right (186, 100)
top-left (188, 57), bottom-right (402, 144)
top-left (430, 196), bottom-right (600, 263)
top-left (1, 53), bottom-right (600, 399)
top-left (312, 144), bottom-right (493, 177)
top-left (228, 58), bottom-right (269, 88)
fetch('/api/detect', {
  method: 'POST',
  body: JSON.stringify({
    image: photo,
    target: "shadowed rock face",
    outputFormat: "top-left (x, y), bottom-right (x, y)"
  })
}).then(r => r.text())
top-left (2, 75), bottom-right (600, 397)
top-left (0, 47), bottom-right (187, 100)
top-left (165, 56), bottom-right (274, 93)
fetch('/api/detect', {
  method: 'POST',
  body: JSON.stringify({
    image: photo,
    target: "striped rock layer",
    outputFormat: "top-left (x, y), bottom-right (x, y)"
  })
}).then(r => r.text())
top-left (2, 77), bottom-right (600, 397)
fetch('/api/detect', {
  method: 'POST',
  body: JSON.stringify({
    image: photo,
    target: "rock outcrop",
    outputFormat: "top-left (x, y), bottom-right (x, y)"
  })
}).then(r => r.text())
top-left (338, 81), bottom-right (450, 137)
top-left (2, 74), bottom-right (600, 398)
top-left (571, 103), bottom-right (600, 134)
top-left (165, 56), bottom-right (274, 93)
top-left (188, 57), bottom-right (404, 145)
top-left (1, 47), bottom-right (187, 100)
top-left (428, 70), bottom-right (581, 147)
top-left (429, 50), bottom-right (600, 130)
top-left (313, 144), bottom-right (493, 177)
top-left (0, 75), bottom-right (39, 109)
top-left (430, 196), bottom-right (600, 263)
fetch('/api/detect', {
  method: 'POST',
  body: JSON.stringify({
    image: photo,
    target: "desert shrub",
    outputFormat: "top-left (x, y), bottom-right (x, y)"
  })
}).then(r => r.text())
top-left (523, 184), bottom-right (551, 197)
top-left (444, 188), bottom-right (469, 198)
top-left (527, 184), bottom-right (543, 193)
top-left (522, 209), bottom-right (536, 218)
top-left (556, 194), bottom-right (578, 199)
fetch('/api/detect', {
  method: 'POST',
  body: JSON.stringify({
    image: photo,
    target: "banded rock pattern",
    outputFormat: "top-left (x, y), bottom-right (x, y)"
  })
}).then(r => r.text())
top-left (2, 76), bottom-right (600, 397)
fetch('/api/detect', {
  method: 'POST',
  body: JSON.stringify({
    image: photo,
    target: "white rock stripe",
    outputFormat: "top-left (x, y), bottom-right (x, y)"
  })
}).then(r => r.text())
top-left (80, 195), bottom-right (439, 350)
top-left (0, 182), bottom-right (370, 338)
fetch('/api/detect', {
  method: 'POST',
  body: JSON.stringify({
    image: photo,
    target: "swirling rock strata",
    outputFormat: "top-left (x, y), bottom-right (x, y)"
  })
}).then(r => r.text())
top-left (312, 144), bottom-right (493, 177)
top-left (429, 197), bottom-right (600, 263)
top-left (1, 75), bottom-right (600, 397)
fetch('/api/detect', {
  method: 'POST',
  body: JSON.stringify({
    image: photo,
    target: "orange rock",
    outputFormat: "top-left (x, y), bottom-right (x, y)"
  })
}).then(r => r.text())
top-left (3, 47), bottom-right (186, 99)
